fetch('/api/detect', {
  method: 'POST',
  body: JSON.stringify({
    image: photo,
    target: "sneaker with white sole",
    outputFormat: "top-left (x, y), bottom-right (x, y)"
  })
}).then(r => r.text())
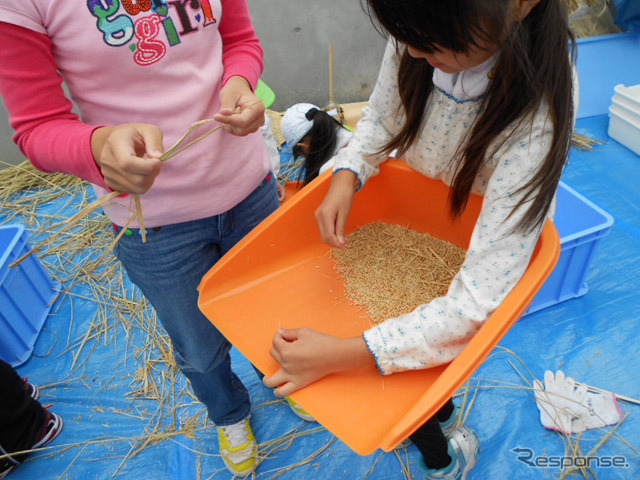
top-left (0, 411), bottom-right (63, 479)
top-left (439, 403), bottom-right (461, 438)
top-left (284, 396), bottom-right (315, 422)
top-left (22, 377), bottom-right (40, 400)
top-left (32, 411), bottom-right (64, 449)
top-left (419, 426), bottom-right (480, 480)
top-left (217, 417), bottom-right (257, 478)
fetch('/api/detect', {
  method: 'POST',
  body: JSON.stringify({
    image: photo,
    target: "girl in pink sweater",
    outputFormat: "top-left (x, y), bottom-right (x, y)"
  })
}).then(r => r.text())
top-left (0, 1), bottom-right (274, 476)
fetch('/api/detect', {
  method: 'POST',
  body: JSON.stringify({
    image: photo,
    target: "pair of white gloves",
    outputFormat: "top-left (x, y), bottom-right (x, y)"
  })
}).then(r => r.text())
top-left (533, 370), bottom-right (623, 434)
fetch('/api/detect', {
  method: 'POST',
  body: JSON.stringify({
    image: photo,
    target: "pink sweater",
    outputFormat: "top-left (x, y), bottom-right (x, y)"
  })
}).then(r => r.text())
top-left (0, 0), bottom-right (270, 227)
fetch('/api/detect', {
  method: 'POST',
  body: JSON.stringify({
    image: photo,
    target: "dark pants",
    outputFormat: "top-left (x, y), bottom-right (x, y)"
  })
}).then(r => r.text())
top-left (0, 360), bottom-right (46, 464)
top-left (410, 398), bottom-right (455, 469)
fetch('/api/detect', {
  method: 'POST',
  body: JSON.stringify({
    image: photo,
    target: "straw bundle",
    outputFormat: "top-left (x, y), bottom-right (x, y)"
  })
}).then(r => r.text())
top-left (332, 222), bottom-right (466, 323)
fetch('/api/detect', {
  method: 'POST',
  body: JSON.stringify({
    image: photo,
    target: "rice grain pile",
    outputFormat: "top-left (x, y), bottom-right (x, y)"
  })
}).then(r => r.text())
top-left (332, 221), bottom-right (466, 324)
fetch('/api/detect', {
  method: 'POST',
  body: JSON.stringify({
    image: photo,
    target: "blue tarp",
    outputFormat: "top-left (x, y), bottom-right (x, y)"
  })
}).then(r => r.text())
top-left (2, 35), bottom-right (639, 479)
top-left (2, 114), bottom-right (637, 480)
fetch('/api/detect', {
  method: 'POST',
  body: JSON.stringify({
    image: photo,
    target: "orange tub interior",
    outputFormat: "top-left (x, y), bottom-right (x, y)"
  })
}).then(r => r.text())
top-left (198, 159), bottom-right (560, 455)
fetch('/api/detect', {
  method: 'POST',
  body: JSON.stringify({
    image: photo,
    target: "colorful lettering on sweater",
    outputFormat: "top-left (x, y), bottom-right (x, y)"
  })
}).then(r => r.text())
top-left (86, 0), bottom-right (217, 65)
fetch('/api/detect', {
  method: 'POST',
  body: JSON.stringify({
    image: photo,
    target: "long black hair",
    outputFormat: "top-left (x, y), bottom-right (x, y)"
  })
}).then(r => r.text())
top-left (294, 108), bottom-right (346, 186)
top-left (364, 0), bottom-right (576, 232)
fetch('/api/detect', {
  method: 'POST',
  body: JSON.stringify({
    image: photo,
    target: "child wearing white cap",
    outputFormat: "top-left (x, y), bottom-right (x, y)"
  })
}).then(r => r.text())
top-left (280, 103), bottom-right (352, 186)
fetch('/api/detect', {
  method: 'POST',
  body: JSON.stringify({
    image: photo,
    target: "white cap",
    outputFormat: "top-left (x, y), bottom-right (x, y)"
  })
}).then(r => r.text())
top-left (280, 103), bottom-right (319, 148)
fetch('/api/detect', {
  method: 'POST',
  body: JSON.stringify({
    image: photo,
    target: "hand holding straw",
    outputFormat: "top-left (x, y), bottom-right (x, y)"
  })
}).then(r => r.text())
top-left (10, 100), bottom-right (263, 266)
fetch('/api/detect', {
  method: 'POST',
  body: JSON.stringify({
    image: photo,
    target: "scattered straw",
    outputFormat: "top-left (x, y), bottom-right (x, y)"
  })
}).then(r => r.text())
top-left (392, 447), bottom-right (413, 480)
top-left (453, 346), bottom-right (637, 480)
top-left (571, 132), bottom-right (605, 151)
top-left (1, 158), bottom-right (357, 478)
top-left (258, 435), bottom-right (337, 479)
top-left (332, 221), bottom-right (466, 323)
top-left (361, 451), bottom-right (385, 479)
top-left (4, 115), bottom-right (628, 478)
top-left (0, 161), bottom-right (212, 474)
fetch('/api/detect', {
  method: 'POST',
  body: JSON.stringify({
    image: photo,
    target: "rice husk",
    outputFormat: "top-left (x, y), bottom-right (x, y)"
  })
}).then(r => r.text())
top-left (332, 221), bottom-right (466, 323)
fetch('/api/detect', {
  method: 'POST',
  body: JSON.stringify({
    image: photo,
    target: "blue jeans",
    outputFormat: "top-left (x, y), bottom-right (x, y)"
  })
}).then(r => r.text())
top-left (114, 175), bottom-right (279, 425)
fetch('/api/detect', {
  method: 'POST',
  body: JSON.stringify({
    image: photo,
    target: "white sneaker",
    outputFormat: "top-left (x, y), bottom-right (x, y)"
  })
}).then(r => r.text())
top-left (439, 403), bottom-right (462, 438)
top-left (217, 417), bottom-right (257, 477)
top-left (421, 426), bottom-right (479, 480)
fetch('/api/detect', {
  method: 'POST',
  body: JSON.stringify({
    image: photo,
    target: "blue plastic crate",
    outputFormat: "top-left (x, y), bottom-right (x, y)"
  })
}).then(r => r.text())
top-left (576, 33), bottom-right (640, 119)
top-left (524, 182), bottom-right (614, 315)
top-left (0, 225), bottom-right (60, 366)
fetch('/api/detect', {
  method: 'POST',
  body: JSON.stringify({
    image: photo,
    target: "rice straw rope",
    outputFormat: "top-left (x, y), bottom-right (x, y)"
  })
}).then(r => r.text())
top-left (9, 99), bottom-right (263, 267)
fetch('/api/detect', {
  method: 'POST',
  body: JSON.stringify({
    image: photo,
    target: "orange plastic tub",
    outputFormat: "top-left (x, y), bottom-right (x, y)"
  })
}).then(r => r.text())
top-left (198, 159), bottom-right (560, 455)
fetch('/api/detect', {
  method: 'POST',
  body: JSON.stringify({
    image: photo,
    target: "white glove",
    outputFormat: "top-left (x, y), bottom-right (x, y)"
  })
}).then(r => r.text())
top-left (571, 391), bottom-right (623, 432)
top-left (534, 370), bottom-right (624, 434)
top-left (533, 370), bottom-right (588, 434)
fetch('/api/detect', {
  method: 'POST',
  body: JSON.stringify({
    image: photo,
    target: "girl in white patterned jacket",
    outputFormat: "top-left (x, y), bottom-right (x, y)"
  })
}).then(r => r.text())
top-left (264, 1), bottom-right (575, 478)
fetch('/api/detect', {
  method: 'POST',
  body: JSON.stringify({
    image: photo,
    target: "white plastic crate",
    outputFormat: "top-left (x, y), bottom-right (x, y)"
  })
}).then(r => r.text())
top-left (608, 105), bottom-right (640, 156)
top-left (613, 83), bottom-right (640, 112)
top-left (608, 83), bottom-right (640, 156)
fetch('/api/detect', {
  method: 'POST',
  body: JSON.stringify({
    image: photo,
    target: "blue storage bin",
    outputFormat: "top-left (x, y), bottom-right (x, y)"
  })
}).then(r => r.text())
top-left (524, 182), bottom-right (614, 316)
top-left (576, 33), bottom-right (640, 119)
top-left (0, 225), bottom-right (60, 366)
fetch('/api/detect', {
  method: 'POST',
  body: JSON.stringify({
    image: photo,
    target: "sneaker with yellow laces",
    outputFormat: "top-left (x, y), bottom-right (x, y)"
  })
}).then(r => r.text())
top-left (284, 396), bottom-right (315, 422)
top-left (217, 417), bottom-right (257, 477)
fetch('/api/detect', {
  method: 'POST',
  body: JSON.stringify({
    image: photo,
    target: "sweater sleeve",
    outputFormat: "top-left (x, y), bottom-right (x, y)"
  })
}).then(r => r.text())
top-left (363, 113), bottom-right (554, 375)
top-left (219, 0), bottom-right (263, 90)
top-left (332, 39), bottom-right (404, 190)
top-left (0, 22), bottom-right (108, 188)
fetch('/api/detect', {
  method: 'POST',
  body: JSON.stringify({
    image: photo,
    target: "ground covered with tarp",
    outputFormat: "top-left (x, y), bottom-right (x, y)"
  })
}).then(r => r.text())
top-left (0, 110), bottom-right (637, 480)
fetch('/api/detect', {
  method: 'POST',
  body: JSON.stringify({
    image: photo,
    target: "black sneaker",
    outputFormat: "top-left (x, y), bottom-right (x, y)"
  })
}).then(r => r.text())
top-left (0, 411), bottom-right (63, 479)
top-left (32, 411), bottom-right (63, 449)
top-left (22, 377), bottom-right (40, 400)
top-left (0, 446), bottom-right (19, 480)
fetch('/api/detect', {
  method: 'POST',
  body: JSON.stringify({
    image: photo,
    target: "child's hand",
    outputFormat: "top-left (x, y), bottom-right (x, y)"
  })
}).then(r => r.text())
top-left (315, 169), bottom-right (357, 248)
top-left (277, 182), bottom-right (286, 202)
top-left (214, 76), bottom-right (265, 136)
top-left (263, 327), bottom-right (373, 397)
top-left (91, 124), bottom-right (164, 194)
top-left (263, 328), bottom-right (341, 397)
